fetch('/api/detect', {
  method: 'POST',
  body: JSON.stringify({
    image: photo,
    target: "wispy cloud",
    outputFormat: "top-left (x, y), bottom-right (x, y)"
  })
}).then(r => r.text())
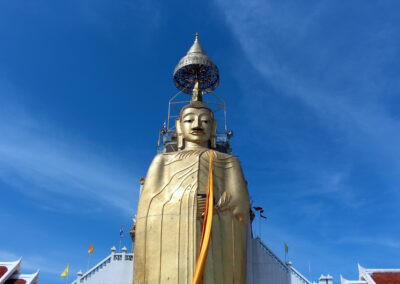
top-left (335, 236), bottom-right (400, 248)
top-left (0, 84), bottom-right (138, 215)
top-left (216, 0), bottom-right (400, 203)
top-left (217, 0), bottom-right (400, 145)
top-left (0, 250), bottom-right (60, 274)
top-left (78, 0), bottom-right (162, 34)
top-left (0, 250), bottom-right (19, 261)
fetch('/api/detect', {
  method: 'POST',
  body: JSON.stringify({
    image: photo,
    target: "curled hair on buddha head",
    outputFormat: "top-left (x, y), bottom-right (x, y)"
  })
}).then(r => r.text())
top-left (179, 101), bottom-right (214, 121)
top-left (176, 101), bottom-right (217, 150)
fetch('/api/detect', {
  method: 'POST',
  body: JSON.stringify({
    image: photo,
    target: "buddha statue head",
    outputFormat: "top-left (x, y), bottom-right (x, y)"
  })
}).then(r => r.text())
top-left (176, 100), bottom-right (217, 150)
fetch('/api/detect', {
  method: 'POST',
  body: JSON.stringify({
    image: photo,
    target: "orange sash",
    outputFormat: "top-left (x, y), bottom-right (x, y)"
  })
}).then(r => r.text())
top-left (192, 150), bottom-right (214, 284)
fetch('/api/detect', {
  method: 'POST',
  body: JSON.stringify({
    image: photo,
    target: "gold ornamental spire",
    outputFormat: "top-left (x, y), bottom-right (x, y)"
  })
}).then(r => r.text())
top-left (173, 33), bottom-right (219, 97)
top-left (187, 33), bottom-right (207, 55)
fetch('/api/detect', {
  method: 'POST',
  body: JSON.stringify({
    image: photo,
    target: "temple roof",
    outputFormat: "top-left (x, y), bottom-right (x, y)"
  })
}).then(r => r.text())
top-left (0, 259), bottom-right (21, 283)
top-left (371, 272), bottom-right (400, 284)
top-left (0, 259), bottom-right (38, 284)
top-left (341, 264), bottom-right (400, 284)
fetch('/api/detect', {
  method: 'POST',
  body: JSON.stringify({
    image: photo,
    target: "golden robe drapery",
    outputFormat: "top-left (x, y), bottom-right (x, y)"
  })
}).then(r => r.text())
top-left (134, 149), bottom-right (249, 284)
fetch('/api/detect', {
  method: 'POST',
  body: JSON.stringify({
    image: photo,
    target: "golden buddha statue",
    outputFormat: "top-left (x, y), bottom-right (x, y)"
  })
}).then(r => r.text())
top-left (134, 35), bottom-right (250, 284)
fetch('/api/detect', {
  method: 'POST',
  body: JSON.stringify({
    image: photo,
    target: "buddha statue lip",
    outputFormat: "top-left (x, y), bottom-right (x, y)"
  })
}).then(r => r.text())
top-left (190, 128), bottom-right (205, 135)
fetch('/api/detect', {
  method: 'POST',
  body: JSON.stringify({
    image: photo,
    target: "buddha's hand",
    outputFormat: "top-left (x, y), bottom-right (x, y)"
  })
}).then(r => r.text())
top-left (216, 191), bottom-right (231, 210)
top-left (232, 203), bottom-right (249, 223)
top-left (215, 192), bottom-right (248, 222)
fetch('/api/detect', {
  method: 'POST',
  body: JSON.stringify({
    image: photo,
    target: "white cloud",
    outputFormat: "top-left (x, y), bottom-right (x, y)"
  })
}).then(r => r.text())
top-left (0, 250), bottom-right (59, 274)
top-left (0, 250), bottom-right (19, 261)
top-left (216, 0), bottom-right (400, 139)
top-left (0, 88), bottom-right (138, 215)
top-left (78, 0), bottom-right (162, 34)
top-left (335, 236), bottom-right (400, 248)
top-left (216, 0), bottom-right (400, 198)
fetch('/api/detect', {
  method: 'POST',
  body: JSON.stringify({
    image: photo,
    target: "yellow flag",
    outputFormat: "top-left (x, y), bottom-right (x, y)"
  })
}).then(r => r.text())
top-left (61, 264), bottom-right (69, 278)
top-left (284, 242), bottom-right (289, 254)
top-left (88, 242), bottom-right (94, 254)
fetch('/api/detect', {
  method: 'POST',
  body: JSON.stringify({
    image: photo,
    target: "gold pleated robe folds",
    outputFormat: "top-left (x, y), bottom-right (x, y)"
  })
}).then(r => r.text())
top-left (134, 149), bottom-right (250, 284)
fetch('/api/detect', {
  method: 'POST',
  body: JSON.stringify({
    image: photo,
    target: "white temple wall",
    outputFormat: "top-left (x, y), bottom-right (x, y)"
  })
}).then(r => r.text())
top-left (72, 248), bottom-right (133, 284)
top-left (246, 227), bottom-right (291, 284)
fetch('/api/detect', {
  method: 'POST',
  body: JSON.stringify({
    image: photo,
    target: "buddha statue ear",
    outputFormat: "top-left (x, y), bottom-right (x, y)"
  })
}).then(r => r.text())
top-left (176, 118), bottom-right (184, 149)
top-left (210, 120), bottom-right (217, 149)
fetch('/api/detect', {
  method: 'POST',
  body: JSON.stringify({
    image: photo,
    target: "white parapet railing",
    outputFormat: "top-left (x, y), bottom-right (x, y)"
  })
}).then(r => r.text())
top-left (290, 265), bottom-right (311, 284)
top-left (75, 255), bottom-right (112, 284)
top-left (72, 247), bottom-right (133, 284)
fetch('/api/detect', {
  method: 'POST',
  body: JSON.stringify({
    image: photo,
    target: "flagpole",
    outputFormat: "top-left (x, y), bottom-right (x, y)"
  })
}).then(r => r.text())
top-left (119, 225), bottom-right (123, 252)
top-left (284, 243), bottom-right (287, 263)
top-left (87, 253), bottom-right (91, 272)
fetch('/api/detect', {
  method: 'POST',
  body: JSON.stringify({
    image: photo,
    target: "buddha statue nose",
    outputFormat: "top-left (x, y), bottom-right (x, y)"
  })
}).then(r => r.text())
top-left (193, 118), bottom-right (201, 128)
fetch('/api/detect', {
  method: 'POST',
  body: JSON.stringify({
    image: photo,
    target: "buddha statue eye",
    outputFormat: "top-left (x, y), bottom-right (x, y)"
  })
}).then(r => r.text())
top-left (184, 119), bottom-right (194, 123)
top-left (202, 120), bottom-right (208, 124)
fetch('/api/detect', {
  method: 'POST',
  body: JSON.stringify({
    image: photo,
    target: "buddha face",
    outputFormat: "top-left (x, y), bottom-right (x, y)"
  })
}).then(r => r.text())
top-left (180, 107), bottom-right (214, 144)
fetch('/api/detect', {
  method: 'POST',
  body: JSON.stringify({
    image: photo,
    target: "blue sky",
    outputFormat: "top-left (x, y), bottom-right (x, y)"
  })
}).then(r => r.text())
top-left (1, 0), bottom-right (400, 283)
